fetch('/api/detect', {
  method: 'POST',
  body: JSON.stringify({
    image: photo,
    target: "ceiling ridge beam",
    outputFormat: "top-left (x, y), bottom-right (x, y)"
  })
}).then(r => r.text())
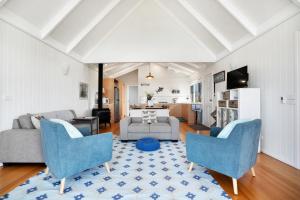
top-left (154, 0), bottom-right (216, 61)
top-left (83, 0), bottom-right (145, 61)
top-left (41, 0), bottom-right (82, 39)
top-left (66, 0), bottom-right (121, 53)
top-left (177, 0), bottom-right (233, 51)
top-left (216, 0), bottom-right (257, 36)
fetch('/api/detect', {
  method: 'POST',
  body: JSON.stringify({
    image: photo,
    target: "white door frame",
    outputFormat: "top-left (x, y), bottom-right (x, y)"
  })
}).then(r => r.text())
top-left (295, 31), bottom-right (300, 169)
top-left (126, 85), bottom-right (138, 116)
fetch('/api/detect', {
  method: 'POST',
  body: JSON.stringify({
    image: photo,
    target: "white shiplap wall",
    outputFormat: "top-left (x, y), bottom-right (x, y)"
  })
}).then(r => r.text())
top-left (0, 20), bottom-right (97, 131)
top-left (205, 14), bottom-right (300, 168)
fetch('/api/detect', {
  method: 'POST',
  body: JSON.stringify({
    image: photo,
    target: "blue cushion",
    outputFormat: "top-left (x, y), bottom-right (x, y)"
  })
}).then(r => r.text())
top-left (136, 137), bottom-right (160, 151)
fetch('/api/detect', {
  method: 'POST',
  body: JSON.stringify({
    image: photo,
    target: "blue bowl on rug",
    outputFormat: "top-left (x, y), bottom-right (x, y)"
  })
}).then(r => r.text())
top-left (136, 137), bottom-right (160, 151)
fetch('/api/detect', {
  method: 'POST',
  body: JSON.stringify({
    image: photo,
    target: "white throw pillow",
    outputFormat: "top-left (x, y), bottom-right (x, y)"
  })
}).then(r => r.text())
top-left (31, 115), bottom-right (43, 129)
top-left (217, 119), bottom-right (251, 139)
top-left (50, 119), bottom-right (83, 138)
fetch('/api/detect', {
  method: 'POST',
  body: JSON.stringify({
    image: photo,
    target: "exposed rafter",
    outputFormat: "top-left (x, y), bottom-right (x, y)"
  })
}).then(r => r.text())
top-left (167, 66), bottom-right (191, 76)
top-left (168, 63), bottom-right (195, 74)
top-left (104, 63), bottom-right (137, 74)
top-left (83, 0), bottom-right (145, 61)
top-left (41, 0), bottom-right (82, 39)
top-left (0, 0), bottom-right (8, 7)
top-left (66, 0), bottom-right (121, 53)
top-left (104, 63), bottom-right (126, 72)
top-left (174, 63), bottom-right (202, 72)
top-left (155, 0), bottom-right (216, 60)
top-left (177, 0), bottom-right (233, 51)
top-left (107, 63), bottom-right (143, 78)
top-left (216, 0), bottom-right (257, 36)
top-left (292, 0), bottom-right (300, 7)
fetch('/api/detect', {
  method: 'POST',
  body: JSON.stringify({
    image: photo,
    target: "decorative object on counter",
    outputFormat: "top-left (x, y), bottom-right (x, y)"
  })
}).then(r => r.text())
top-left (146, 92), bottom-right (154, 106)
top-left (79, 82), bottom-right (88, 99)
top-left (145, 63), bottom-right (154, 80)
top-left (171, 89), bottom-right (180, 94)
top-left (156, 87), bottom-right (164, 93)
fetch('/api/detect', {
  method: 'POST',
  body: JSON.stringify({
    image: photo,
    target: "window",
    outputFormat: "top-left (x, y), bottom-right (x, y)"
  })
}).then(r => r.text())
top-left (190, 82), bottom-right (202, 103)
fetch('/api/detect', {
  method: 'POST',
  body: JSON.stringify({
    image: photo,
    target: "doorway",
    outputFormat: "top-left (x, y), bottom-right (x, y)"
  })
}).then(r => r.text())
top-left (296, 31), bottom-right (300, 169)
top-left (127, 85), bottom-right (138, 115)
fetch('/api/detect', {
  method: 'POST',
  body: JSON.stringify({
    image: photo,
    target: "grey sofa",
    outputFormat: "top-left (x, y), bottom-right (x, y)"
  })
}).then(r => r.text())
top-left (120, 116), bottom-right (180, 141)
top-left (0, 110), bottom-right (93, 164)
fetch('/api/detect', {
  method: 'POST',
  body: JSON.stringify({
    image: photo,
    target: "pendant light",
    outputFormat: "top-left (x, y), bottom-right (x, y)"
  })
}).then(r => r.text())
top-left (146, 63), bottom-right (154, 80)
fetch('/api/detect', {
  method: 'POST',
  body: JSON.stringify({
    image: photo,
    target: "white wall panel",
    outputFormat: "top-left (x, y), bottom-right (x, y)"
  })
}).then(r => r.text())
top-left (204, 14), bottom-right (300, 168)
top-left (0, 20), bottom-right (97, 131)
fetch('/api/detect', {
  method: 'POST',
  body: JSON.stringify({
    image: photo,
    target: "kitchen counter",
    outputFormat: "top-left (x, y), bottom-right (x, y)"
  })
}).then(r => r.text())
top-left (129, 109), bottom-right (169, 117)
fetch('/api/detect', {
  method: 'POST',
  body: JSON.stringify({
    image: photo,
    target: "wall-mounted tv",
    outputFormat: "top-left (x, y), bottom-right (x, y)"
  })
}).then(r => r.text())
top-left (227, 66), bottom-right (249, 90)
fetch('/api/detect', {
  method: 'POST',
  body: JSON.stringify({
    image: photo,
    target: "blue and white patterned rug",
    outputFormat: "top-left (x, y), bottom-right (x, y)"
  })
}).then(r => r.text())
top-left (1, 138), bottom-right (231, 200)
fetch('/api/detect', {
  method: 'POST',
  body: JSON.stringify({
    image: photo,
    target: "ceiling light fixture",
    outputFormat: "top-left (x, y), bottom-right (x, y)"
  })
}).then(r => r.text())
top-left (146, 63), bottom-right (154, 80)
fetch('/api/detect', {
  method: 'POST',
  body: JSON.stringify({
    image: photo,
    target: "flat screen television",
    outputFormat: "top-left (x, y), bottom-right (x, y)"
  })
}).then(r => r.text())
top-left (227, 66), bottom-right (249, 89)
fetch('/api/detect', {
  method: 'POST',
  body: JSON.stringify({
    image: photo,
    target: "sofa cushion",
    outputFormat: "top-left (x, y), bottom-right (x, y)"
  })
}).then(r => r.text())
top-left (18, 114), bottom-right (34, 129)
top-left (131, 117), bottom-right (142, 123)
top-left (55, 110), bottom-right (75, 121)
top-left (39, 110), bottom-right (75, 121)
top-left (128, 123), bottom-right (149, 133)
top-left (150, 123), bottom-right (171, 133)
top-left (157, 116), bottom-right (169, 123)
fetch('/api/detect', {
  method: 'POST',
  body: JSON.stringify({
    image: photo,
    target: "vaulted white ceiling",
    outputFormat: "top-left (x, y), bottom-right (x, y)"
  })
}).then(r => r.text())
top-left (100, 62), bottom-right (207, 78)
top-left (0, 0), bottom-right (299, 63)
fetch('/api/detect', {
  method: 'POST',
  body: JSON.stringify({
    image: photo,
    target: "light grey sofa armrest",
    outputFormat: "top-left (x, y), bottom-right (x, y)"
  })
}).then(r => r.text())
top-left (120, 117), bottom-right (131, 141)
top-left (0, 129), bottom-right (44, 163)
top-left (169, 116), bottom-right (180, 141)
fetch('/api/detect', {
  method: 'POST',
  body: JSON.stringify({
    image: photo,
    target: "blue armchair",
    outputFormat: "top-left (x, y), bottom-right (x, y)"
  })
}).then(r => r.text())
top-left (186, 119), bottom-right (261, 195)
top-left (40, 119), bottom-right (113, 194)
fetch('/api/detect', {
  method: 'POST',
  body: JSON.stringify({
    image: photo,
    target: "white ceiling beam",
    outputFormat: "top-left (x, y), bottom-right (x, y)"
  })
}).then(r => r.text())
top-left (168, 63), bottom-right (195, 74)
top-left (256, 3), bottom-right (299, 35)
top-left (0, 0), bottom-right (8, 7)
top-left (83, 0), bottom-right (145, 60)
top-left (41, 0), bottom-right (82, 39)
top-left (104, 63), bottom-right (124, 72)
top-left (108, 63), bottom-right (143, 78)
top-left (174, 62), bottom-right (200, 72)
top-left (177, 0), bottom-right (233, 51)
top-left (155, 0), bottom-right (216, 60)
top-left (104, 62), bottom-right (133, 73)
top-left (216, 0), bottom-right (257, 36)
top-left (66, 0), bottom-right (121, 53)
top-left (291, 0), bottom-right (300, 7)
top-left (167, 66), bottom-right (191, 76)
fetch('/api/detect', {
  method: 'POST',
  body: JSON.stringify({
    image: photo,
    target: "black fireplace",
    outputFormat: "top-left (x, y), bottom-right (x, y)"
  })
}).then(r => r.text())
top-left (92, 63), bottom-right (111, 127)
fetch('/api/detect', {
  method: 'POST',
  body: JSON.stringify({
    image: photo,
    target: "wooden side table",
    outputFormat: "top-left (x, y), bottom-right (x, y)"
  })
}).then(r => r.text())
top-left (72, 117), bottom-right (99, 134)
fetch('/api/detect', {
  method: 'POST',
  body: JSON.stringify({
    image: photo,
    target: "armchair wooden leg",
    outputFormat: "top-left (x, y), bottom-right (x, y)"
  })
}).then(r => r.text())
top-left (232, 178), bottom-right (238, 195)
top-left (251, 167), bottom-right (256, 177)
top-left (45, 167), bottom-right (49, 175)
top-left (59, 178), bottom-right (65, 194)
top-left (188, 162), bottom-right (194, 172)
top-left (104, 162), bottom-right (110, 173)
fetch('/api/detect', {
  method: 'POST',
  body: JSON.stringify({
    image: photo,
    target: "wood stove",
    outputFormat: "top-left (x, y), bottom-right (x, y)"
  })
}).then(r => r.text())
top-left (92, 63), bottom-right (111, 127)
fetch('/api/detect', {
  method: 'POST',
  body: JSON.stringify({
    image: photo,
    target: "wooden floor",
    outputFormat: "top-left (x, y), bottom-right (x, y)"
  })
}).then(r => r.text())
top-left (1, 122), bottom-right (300, 199)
